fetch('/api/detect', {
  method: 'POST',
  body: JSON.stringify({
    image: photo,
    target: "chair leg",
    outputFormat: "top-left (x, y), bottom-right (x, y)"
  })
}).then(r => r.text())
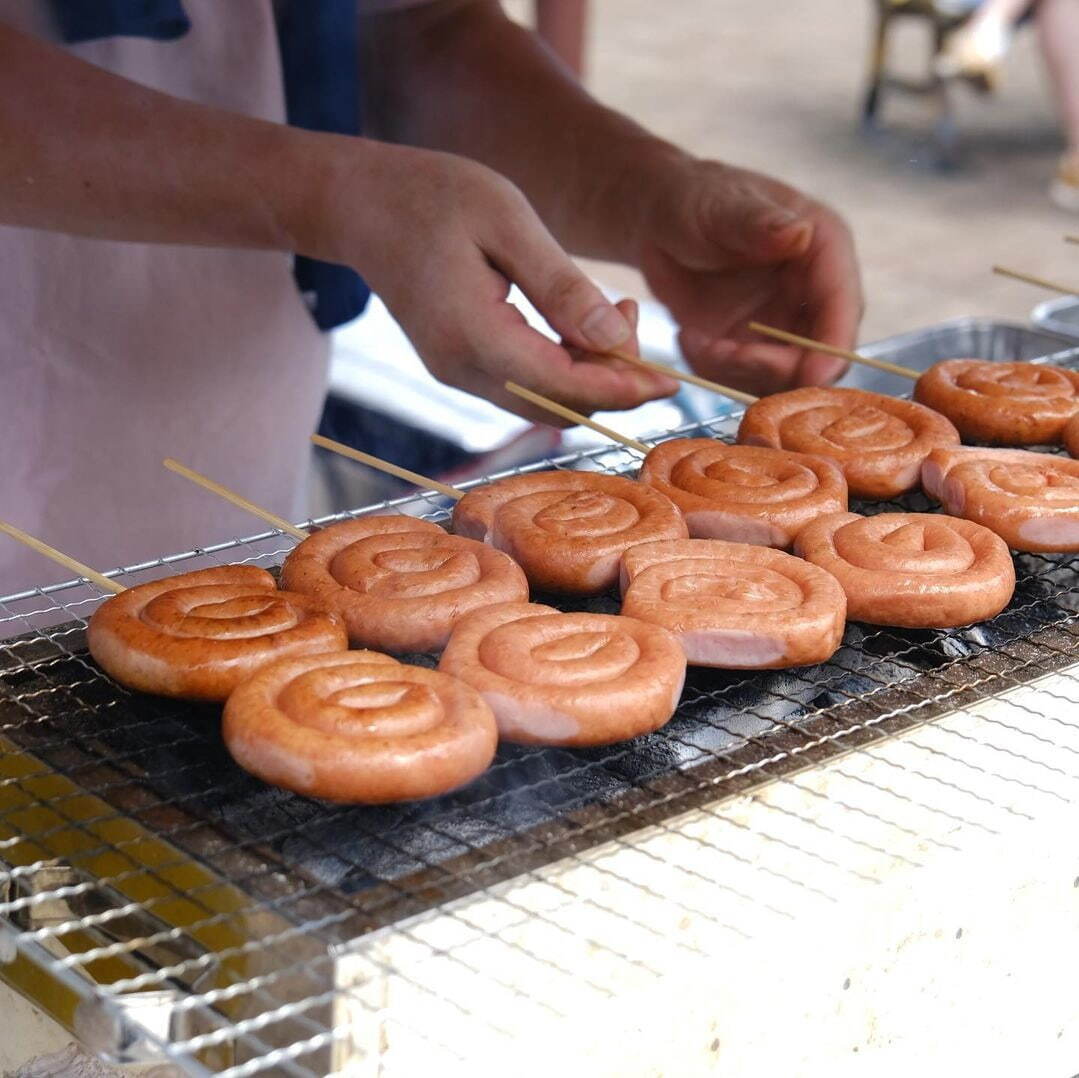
top-left (930, 22), bottom-right (960, 168)
top-left (861, 8), bottom-right (890, 130)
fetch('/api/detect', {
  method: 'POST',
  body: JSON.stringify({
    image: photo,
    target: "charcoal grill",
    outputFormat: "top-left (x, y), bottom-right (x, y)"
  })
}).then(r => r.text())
top-left (2, 351), bottom-right (1079, 1075)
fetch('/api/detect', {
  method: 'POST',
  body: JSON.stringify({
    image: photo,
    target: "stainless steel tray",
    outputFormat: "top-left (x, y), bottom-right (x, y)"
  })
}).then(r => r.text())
top-left (1031, 297), bottom-right (1079, 342)
top-left (845, 317), bottom-right (1078, 397)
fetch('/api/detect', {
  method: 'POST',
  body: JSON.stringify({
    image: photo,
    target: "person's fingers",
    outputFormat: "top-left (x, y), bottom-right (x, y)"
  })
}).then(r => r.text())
top-left (678, 329), bottom-right (803, 397)
top-left (794, 223), bottom-right (864, 388)
top-left (479, 190), bottom-right (635, 353)
top-left (432, 263), bottom-right (675, 416)
top-left (694, 175), bottom-right (815, 267)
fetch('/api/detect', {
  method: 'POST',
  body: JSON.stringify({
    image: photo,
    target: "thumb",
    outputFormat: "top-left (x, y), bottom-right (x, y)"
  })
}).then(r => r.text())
top-left (484, 202), bottom-right (634, 354)
top-left (702, 181), bottom-right (814, 264)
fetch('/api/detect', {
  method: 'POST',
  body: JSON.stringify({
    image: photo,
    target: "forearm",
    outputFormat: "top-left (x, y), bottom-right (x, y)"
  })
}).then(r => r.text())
top-left (0, 21), bottom-right (353, 257)
top-left (362, 0), bottom-right (686, 264)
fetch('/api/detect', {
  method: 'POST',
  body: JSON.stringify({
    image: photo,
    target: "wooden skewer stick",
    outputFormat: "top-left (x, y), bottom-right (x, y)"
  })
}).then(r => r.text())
top-left (0, 520), bottom-right (124, 594)
top-left (503, 382), bottom-right (650, 453)
top-left (992, 264), bottom-right (1079, 297)
top-left (163, 458), bottom-right (308, 541)
top-left (1064, 235), bottom-right (1079, 246)
top-left (604, 348), bottom-right (758, 406)
top-left (747, 322), bottom-right (919, 381)
top-left (311, 435), bottom-right (464, 501)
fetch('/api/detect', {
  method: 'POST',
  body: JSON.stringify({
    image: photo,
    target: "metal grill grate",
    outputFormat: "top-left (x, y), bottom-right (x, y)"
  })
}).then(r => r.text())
top-left (1, 392), bottom-right (1079, 1074)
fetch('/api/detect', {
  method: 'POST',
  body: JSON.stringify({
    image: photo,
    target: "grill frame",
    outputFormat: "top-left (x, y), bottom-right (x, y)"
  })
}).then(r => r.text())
top-left (2, 343), bottom-right (1079, 1075)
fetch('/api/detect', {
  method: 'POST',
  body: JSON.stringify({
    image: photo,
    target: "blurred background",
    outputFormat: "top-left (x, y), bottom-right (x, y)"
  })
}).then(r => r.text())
top-left (311, 0), bottom-right (1079, 517)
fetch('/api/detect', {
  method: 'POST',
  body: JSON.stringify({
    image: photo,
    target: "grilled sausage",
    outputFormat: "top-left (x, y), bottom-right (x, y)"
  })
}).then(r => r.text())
top-left (438, 601), bottom-right (686, 746)
top-left (1064, 414), bottom-right (1079, 459)
top-left (279, 515), bottom-right (528, 654)
top-left (637, 439), bottom-right (847, 547)
top-left (452, 471), bottom-right (687, 594)
top-left (737, 387), bottom-right (960, 500)
top-left (921, 446), bottom-right (1079, 552)
top-left (223, 650), bottom-right (497, 803)
top-left (914, 359), bottom-right (1079, 445)
top-left (87, 565), bottom-right (347, 701)
top-left (793, 511), bottom-right (1014, 628)
top-left (619, 539), bottom-right (846, 668)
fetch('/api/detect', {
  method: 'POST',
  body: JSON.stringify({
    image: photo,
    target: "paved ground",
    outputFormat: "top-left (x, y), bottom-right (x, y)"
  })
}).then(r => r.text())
top-left (510, 0), bottom-right (1079, 342)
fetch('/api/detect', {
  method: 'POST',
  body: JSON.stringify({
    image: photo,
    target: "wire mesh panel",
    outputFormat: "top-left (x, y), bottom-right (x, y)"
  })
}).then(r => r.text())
top-left (0, 401), bottom-right (1078, 1074)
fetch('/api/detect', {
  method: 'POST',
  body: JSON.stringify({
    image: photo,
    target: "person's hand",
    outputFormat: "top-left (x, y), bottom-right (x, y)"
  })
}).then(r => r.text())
top-left (329, 143), bottom-right (676, 423)
top-left (633, 157), bottom-right (863, 397)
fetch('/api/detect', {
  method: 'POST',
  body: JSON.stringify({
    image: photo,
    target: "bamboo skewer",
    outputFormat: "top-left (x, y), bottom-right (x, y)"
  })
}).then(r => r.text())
top-left (1064, 235), bottom-right (1079, 246)
top-left (604, 348), bottom-right (758, 406)
top-left (0, 520), bottom-right (124, 594)
top-left (992, 264), bottom-right (1079, 297)
top-left (163, 458), bottom-right (308, 541)
top-left (747, 322), bottom-right (920, 381)
top-left (311, 435), bottom-right (464, 501)
top-left (503, 382), bottom-right (650, 453)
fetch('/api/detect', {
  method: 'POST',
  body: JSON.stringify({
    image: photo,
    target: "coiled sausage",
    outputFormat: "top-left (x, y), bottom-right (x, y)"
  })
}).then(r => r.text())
top-left (737, 387), bottom-right (960, 500)
top-left (793, 511), bottom-right (1014, 628)
top-left (87, 565), bottom-right (347, 701)
top-left (620, 539), bottom-right (846, 667)
top-left (280, 515), bottom-right (528, 653)
top-left (452, 471), bottom-right (686, 594)
top-left (638, 439), bottom-right (847, 547)
top-left (223, 650), bottom-right (497, 803)
top-left (438, 601), bottom-right (686, 745)
top-left (921, 446), bottom-right (1079, 552)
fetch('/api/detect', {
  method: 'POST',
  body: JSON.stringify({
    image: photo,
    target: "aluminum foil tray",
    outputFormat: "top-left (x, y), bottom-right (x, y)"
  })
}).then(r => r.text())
top-left (1031, 297), bottom-right (1079, 342)
top-left (845, 317), bottom-right (1077, 397)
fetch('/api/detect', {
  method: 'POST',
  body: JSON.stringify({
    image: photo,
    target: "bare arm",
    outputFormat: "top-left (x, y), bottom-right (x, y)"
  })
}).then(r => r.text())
top-left (0, 19), bottom-right (672, 416)
top-left (363, 0), bottom-right (677, 263)
top-left (0, 22), bottom-right (338, 252)
top-left (363, 0), bottom-right (864, 392)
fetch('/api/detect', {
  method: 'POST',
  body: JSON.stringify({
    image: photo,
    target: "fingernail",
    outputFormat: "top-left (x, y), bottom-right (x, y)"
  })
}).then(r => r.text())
top-left (580, 304), bottom-right (632, 350)
top-left (764, 209), bottom-right (799, 232)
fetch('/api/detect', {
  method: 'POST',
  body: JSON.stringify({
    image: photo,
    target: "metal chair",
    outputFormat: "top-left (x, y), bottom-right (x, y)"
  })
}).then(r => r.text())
top-left (862, 0), bottom-right (973, 166)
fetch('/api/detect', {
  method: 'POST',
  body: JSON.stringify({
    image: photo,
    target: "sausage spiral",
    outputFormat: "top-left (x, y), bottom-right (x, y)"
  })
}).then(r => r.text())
top-left (438, 601), bottom-right (686, 745)
top-left (638, 439), bottom-right (847, 547)
top-left (452, 472), bottom-right (687, 594)
top-left (87, 565), bottom-right (348, 701)
top-left (620, 539), bottom-right (846, 668)
top-left (1064, 414), bottom-right (1079, 459)
top-left (921, 446), bottom-right (1079, 552)
top-left (793, 512), bottom-right (1014, 628)
top-left (737, 387), bottom-right (960, 500)
top-left (279, 515), bottom-right (528, 653)
top-left (223, 650), bottom-right (497, 803)
top-left (914, 359), bottom-right (1079, 445)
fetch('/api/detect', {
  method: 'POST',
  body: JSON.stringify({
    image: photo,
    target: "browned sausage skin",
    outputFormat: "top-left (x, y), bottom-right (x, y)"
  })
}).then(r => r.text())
top-left (87, 565), bottom-right (348, 701)
top-left (439, 601), bottom-right (686, 746)
top-left (638, 439), bottom-right (847, 547)
top-left (452, 472), bottom-right (687, 595)
top-left (922, 446), bottom-right (1079, 553)
top-left (620, 539), bottom-right (846, 668)
top-left (223, 651), bottom-right (497, 803)
top-left (793, 512), bottom-right (1014, 629)
top-left (737, 387), bottom-right (960, 500)
top-left (1064, 414), bottom-right (1079, 459)
top-left (280, 515), bottom-right (528, 653)
top-left (914, 359), bottom-right (1079, 445)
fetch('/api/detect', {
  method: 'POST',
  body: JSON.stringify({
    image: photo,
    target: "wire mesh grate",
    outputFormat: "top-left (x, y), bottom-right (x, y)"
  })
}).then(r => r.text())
top-left (0, 397), bottom-right (1078, 1073)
